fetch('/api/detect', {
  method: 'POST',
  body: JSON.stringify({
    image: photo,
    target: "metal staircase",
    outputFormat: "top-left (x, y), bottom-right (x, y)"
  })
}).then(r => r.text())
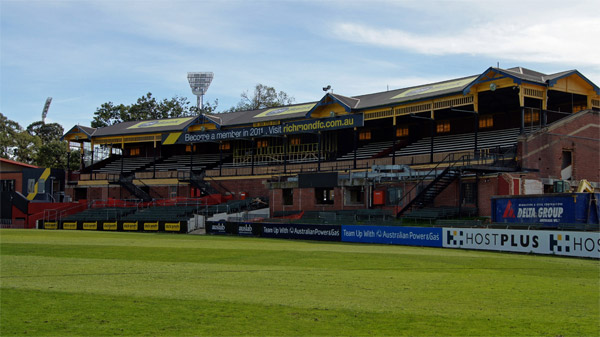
top-left (178, 171), bottom-right (220, 196)
top-left (111, 174), bottom-right (153, 202)
top-left (396, 154), bottom-right (468, 218)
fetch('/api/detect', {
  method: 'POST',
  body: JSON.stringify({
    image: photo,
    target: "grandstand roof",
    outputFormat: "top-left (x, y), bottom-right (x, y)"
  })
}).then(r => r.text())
top-left (63, 66), bottom-right (599, 142)
top-left (205, 102), bottom-right (318, 126)
top-left (92, 116), bottom-right (197, 137)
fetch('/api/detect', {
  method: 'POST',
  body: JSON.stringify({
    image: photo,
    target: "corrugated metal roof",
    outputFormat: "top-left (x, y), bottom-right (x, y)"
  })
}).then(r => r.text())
top-left (92, 117), bottom-right (196, 137)
top-left (63, 66), bottom-right (598, 140)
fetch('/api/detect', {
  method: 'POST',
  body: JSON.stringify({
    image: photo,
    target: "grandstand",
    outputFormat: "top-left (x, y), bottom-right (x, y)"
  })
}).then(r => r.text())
top-left (4, 66), bottom-right (597, 229)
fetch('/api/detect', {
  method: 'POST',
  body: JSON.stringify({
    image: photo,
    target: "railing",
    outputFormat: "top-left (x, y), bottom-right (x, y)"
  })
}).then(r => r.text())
top-left (395, 153), bottom-right (466, 211)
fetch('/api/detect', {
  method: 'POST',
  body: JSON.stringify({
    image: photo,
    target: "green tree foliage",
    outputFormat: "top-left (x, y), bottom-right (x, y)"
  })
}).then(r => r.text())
top-left (26, 121), bottom-right (64, 144)
top-left (0, 113), bottom-right (75, 169)
top-left (91, 93), bottom-right (199, 128)
top-left (0, 113), bottom-right (21, 158)
top-left (0, 113), bottom-right (41, 164)
top-left (228, 84), bottom-right (295, 112)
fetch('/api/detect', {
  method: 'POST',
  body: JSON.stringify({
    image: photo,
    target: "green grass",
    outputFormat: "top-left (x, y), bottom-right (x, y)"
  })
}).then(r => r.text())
top-left (1, 229), bottom-right (598, 336)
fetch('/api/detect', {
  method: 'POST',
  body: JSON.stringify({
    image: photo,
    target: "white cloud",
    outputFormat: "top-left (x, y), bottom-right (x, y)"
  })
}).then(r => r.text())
top-left (332, 18), bottom-right (600, 67)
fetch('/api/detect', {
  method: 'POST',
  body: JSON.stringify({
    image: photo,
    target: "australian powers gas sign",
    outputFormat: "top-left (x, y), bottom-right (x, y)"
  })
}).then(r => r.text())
top-left (492, 193), bottom-right (599, 225)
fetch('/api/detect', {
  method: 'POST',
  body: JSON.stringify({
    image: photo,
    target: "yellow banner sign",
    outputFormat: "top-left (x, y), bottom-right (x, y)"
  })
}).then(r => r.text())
top-left (254, 103), bottom-right (315, 118)
top-left (123, 222), bottom-right (138, 231)
top-left (103, 222), bottom-right (117, 231)
top-left (127, 117), bottom-right (193, 130)
top-left (391, 77), bottom-right (476, 99)
top-left (165, 222), bottom-right (180, 232)
top-left (83, 222), bottom-right (97, 230)
top-left (63, 222), bottom-right (77, 230)
top-left (144, 222), bottom-right (159, 231)
top-left (44, 221), bottom-right (57, 230)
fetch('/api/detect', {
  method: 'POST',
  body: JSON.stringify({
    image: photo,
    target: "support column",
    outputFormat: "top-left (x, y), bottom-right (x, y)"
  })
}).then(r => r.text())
top-left (474, 113), bottom-right (479, 159)
top-left (430, 121), bottom-right (434, 164)
top-left (392, 127), bottom-right (396, 165)
top-left (90, 141), bottom-right (94, 168)
top-left (317, 132), bottom-right (322, 172)
top-left (458, 171), bottom-right (463, 218)
top-left (189, 144), bottom-right (193, 177)
top-left (520, 106), bottom-right (525, 135)
top-left (283, 136), bottom-right (288, 174)
top-left (353, 127), bottom-right (358, 169)
top-left (153, 140), bottom-right (156, 179)
top-left (251, 139), bottom-right (255, 176)
top-left (219, 141), bottom-right (223, 177)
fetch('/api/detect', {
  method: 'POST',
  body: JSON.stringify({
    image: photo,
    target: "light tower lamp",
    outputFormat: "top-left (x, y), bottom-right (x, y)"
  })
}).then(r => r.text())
top-left (187, 72), bottom-right (214, 113)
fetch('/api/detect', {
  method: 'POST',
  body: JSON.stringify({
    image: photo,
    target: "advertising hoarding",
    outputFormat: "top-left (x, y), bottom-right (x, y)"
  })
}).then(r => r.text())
top-left (342, 225), bottom-right (442, 247)
top-left (443, 228), bottom-right (599, 258)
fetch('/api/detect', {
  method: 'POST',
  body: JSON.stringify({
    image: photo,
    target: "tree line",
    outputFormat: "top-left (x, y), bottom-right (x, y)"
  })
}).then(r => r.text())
top-left (1, 84), bottom-right (294, 169)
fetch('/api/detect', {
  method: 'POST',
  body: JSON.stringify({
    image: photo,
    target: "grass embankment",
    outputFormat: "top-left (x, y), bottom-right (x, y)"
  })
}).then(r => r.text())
top-left (1, 229), bottom-right (598, 336)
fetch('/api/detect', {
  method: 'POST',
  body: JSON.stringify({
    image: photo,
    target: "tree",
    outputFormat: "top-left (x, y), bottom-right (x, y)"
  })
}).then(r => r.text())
top-left (91, 93), bottom-right (199, 127)
top-left (91, 102), bottom-right (127, 128)
top-left (35, 140), bottom-right (68, 169)
top-left (228, 84), bottom-right (295, 112)
top-left (199, 99), bottom-right (219, 115)
top-left (0, 113), bottom-right (21, 158)
top-left (12, 129), bottom-right (41, 165)
top-left (26, 121), bottom-right (64, 144)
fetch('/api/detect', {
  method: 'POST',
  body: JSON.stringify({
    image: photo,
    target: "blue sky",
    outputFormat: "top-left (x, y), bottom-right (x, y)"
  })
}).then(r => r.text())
top-left (2, 0), bottom-right (599, 130)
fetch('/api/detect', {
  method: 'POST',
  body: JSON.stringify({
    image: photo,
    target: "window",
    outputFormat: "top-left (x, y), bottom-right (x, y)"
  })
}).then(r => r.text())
top-left (256, 140), bottom-right (268, 148)
top-left (219, 142), bottom-right (231, 151)
top-left (524, 110), bottom-right (540, 123)
top-left (315, 188), bottom-right (334, 205)
top-left (0, 180), bottom-right (15, 192)
top-left (359, 131), bottom-right (371, 140)
top-left (130, 148), bottom-right (140, 156)
top-left (461, 182), bottom-right (476, 204)
top-left (436, 121), bottom-right (450, 133)
top-left (386, 187), bottom-right (402, 205)
top-left (289, 136), bottom-right (301, 145)
top-left (345, 187), bottom-right (364, 204)
top-left (479, 115), bottom-right (493, 128)
top-left (396, 127), bottom-right (409, 137)
top-left (282, 188), bottom-right (293, 205)
top-left (28, 179), bottom-right (36, 194)
top-left (185, 145), bottom-right (196, 153)
top-left (561, 150), bottom-right (573, 180)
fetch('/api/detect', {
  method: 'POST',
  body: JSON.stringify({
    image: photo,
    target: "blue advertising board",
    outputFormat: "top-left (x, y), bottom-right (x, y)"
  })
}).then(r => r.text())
top-left (262, 224), bottom-right (341, 241)
top-left (342, 225), bottom-right (442, 247)
top-left (492, 193), bottom-right (600, 225)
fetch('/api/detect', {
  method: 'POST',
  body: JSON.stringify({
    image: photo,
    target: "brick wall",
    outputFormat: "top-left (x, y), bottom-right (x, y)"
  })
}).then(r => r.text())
top-left (520, 111), bottom-right (599, 183)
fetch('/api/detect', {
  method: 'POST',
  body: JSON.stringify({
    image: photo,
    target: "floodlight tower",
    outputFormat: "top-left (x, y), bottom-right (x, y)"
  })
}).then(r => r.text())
top-left (42, 97), bottom-right (52, 123)
top-left (187, 72), bottom-right (213, 112)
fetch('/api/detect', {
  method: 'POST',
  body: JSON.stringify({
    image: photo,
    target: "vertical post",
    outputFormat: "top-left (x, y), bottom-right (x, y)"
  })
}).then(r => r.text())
top-left (80, 142), bottom-right (84, 170)
top-left (219, 141), bottom-right (223, 177)
top-left (283, 135), bottom-right (288, 174)
top-left (475, 173), bottom-right (480, 213)
top-left (251, 139), bottom-right (255, 176)
top-left (458, 171), bottom-right (463, 218)
top-left (317, 132), bottom-right (322, 172)
top-left (90, 141), bottom-right (95, 168)
top-left (430, 121), bottom-right (434, 164)
top-left (353, 127), bottom-right (358, 169)
top-left (520, 106), bottom-right (525, 135)
top-left (66, 144), bottom-right (71, 173)
top-left (153, 141), bottom-right (156, 179)
top-left (392, 127), bottom-right (396, 165)
top-left (189, 144), bottom-right (193, 178)
top-left (474, 113), bottom-right (479, 159)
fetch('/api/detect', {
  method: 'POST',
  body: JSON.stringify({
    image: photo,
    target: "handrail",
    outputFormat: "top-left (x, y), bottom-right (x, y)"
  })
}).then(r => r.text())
top-left (396, 153), bottom-right (471, 212)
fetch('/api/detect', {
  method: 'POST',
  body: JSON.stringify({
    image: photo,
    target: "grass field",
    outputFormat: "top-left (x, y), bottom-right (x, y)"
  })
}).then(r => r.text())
top-left (1, 229), bottom-right (598, 336)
